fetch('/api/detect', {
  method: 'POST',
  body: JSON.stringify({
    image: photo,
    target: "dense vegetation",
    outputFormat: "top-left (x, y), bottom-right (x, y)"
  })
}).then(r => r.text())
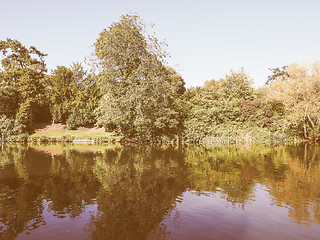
top-left (1, 14), bottom-right (319, 143)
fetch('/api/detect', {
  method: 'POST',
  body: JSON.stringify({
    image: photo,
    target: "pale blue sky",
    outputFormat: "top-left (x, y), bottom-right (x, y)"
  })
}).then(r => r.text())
top-left (1, 0), bottom-right (320, 88)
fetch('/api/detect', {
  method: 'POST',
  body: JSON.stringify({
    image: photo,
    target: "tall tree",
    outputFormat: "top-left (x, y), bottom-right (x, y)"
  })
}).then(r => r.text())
top-left (94, 14), bottom-right (185, 141)
top-left (0, 38), bottom-right (47, 128)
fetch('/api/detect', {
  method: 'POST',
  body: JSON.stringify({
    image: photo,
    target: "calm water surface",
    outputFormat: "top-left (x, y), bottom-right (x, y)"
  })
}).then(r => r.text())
top-left (0, 143), bottom-right (320, 239)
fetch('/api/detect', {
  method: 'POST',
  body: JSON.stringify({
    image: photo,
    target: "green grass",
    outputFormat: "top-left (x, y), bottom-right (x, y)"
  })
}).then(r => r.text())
top-left (29, 126), bottom-right (122, 142)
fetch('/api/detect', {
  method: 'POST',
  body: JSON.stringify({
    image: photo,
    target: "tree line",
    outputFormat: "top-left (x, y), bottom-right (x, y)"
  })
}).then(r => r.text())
top-left (0, 14), bottom-right (319, 142)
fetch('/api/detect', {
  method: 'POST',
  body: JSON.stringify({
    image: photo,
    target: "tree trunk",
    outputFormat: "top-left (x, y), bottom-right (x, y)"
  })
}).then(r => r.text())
top-left (28, 105), bottom-right (34, 128)
top-left (303, 115), bottom-right (308, 139)
top-left (304, 143), bottom-right (308, 162)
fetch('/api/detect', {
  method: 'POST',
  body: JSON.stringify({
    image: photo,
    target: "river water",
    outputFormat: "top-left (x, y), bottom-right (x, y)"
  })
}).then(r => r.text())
top-left (0, 143), bottom-right (320, 239)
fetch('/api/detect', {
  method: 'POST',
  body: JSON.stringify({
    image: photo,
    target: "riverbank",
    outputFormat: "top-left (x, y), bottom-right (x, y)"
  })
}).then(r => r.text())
top-left (1, 123), bottom-right (302, 145)
top-left (11, 124), bottom-right (122, 143)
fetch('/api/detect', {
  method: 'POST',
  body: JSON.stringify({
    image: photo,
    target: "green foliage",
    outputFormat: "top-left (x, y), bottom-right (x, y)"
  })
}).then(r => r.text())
top-left (0, 115), bottom-right (25, 141)
top-left (66, 110), bottom-right (87, 130)
top-left (0, 38), bottom-right (47, 128)
top-left (47, 62), bottom-right (100, 129)
top-left (0, 80), bottom-right (19, 118)
top-left (1, 22), bottom-right (320, 143)
top-left (66, 63), bottom-right (100, 129)
top-left (95, 14), bottom-right (185, 141)
top-left (219, 68), bottom-right (254, 100)
top-left (47, 65), bottom-right (74, 123)
top-left (184, 69), bottom-right (258, 141)
top-left (265, 62), bottom-right (320, 141)
top-left (183, 67), bottom-right (290, 143)
top-left (59, 135), bottom-right (75, 142)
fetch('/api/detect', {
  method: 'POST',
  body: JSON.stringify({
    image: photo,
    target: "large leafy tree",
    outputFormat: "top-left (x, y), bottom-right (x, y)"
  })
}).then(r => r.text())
top-left (94, 14), bottom-right (185, 141)
top-left (0, 38), bottom-right (47, 128)
top-left (266, 62), bottom-right (320, 141)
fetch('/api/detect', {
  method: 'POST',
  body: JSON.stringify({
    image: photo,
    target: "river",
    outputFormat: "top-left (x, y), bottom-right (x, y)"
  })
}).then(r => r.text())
top-left (0, 143), bottom-right (320, 239)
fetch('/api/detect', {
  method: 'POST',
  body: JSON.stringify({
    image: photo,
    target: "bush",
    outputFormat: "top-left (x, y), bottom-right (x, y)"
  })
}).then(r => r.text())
top-left (0, 115), bottom-right (25, 141)
top-left (39, 136), bottom-right (49, 143)
top-left (59, 135), bottom-right (74, 142)
top-left (8, 134), bottom-right (28, 142)
top-left (66, 109), bottom-right (95, 130)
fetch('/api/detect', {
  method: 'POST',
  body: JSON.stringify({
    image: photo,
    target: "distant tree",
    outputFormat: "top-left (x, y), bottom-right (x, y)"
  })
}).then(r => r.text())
top-left (219, 68), bottom-right (254, 100)
top-left (183, 69), bottom-right (281, 142)
top-left (0, 38), bottom-right (47, 128)
top-left (47, 63), bottom-right (100, 128)
top-left (66, 62), bottom-right (100, 129)
top-left (217, 69), bottom-right (255, 124)
top-left (94, 14), bottom-right (185, 141)
top-left (47, 66), bottom-right (74, 124)
top-left (183, 80), bottom-right (221, 140)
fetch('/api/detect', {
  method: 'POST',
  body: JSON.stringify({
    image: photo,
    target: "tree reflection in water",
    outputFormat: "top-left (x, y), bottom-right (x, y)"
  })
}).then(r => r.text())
top-left (0, 143), bottom-right (319, 239)
top-left (88, 146), bottom-right (187, 239)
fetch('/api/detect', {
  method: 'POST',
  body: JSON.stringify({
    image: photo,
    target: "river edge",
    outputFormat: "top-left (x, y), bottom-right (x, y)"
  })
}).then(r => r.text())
top-left (1, 123), bottom-right (303, 145)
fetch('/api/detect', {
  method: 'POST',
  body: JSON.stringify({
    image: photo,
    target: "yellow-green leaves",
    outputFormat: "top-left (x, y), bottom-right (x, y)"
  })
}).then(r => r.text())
top-left (0, 38), bottom-right (47, 128)
top-left (267, 62), bottom-right (320, 140)
top-left (47, 63), bottom-right (99, 129)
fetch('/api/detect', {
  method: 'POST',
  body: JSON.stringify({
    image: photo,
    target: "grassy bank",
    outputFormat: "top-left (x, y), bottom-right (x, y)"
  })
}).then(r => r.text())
top-left (27, 124), bottom-right (121, 143)
top-left (2, 123), bottom-right (301, 145)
